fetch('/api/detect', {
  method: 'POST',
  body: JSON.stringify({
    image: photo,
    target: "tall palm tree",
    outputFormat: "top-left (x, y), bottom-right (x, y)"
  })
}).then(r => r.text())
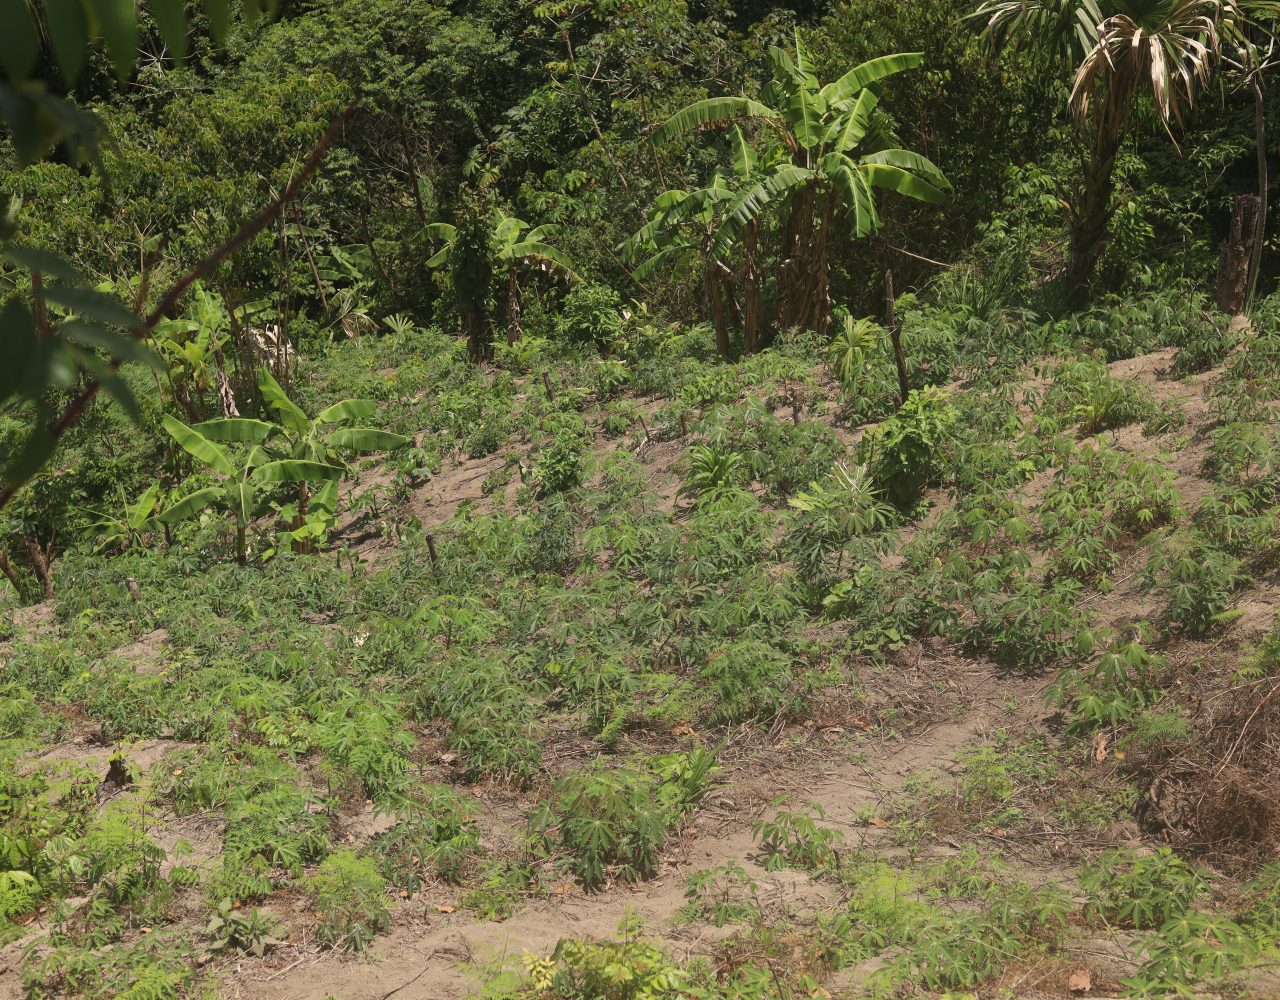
top-left (971, 0), bottom-right (1232, 302)
top-left (653, 36), bottom-right (950, 336)
top-left (1224, 1), bottom-right (1280, 311)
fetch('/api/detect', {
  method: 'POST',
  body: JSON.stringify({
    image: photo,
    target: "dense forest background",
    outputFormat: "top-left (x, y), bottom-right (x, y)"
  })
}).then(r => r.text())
top-left (0, 0), bottom-right (1271, 561)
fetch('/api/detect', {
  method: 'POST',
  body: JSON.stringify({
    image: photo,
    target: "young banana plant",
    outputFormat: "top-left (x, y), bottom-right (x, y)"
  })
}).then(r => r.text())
top-left (80, 483), bottom-right (165, 554)
top-left (422, 209), bottom-right (578, 345)
top-left (626, 127), bottom-right (766, 356)
top-left (161, 368), bottom-right (408, 562)
top-left (160, 414), bottom-right (343, 564)
top-left (253, 367), bottom-right (409, 485)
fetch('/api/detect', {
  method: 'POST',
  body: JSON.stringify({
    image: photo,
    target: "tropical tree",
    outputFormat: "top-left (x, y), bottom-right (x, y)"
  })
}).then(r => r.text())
top-left (652, 36), bottom-right (951, 337)
top-left (627, 129), bottom-right (763, 356)
top-left (162, 368), bottom-right (407, 561)
top-left (422, 208), bottom-right (579, 356)
top-left (970, 0), bottom-right (1233, 302)
top-left (160, 416), bottom-right (343, 565)
top-left (0, 0), bottom-right (288, 507)
top-left (1223, 2), bottom-right (1280, 312)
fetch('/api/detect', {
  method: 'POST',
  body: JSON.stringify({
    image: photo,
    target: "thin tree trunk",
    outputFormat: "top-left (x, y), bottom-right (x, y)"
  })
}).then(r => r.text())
top-left (293, 208), bottom-right (330, 309)
top-left (0, 548), bottom-right (21, 595)
top-left (23, 536), bottom-right (54, 599)
top-left (704, 260), bottom-right (730, 358)
top-left (778, 184), bottom-right (816, 331)
top-left (1248, 77), bottom-right (1268, 315)
top-left (1216, 194), bottom-right (1260, 314)
top-left (292, 481), bottom-right (310, 554)
top-left (744, 220), bottom-right (763, 354)
top-left (277, 206), bottom-right (289, 381)
top-left (465, 296), bottom-right (492, 362)
top-left (506, 266), bottom-right (522, 345)
top-left (805, 194), bottom-right (836, 334)
top-left (886, 270), bottom-right (910, 409)
top-left (563, 31), bottom-right (630, 197)
top-left (397, 118), bottom-right (429, 227)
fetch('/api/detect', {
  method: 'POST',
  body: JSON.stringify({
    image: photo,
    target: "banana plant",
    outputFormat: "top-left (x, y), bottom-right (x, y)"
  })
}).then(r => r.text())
top-left (80, 484), bottom-right (165, 554)
top-left (626, 128), bottom-right (766, 356)
top-left (160, 414), bottom-right (344, 564)
top-left (253, 368), bottom-right (409, 502)
top-left (178, 368), bottom-right (408, 555)
top-left (654, 35), bottom-right (950, 335)
top-left (422, 209), bottom-right (579, 345)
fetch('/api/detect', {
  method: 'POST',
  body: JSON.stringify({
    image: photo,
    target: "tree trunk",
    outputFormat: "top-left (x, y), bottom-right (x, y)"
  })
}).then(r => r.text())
top-left (506, 266), bottom-right (522, 345)
top-left (704, 260), bottom-right (730, 358)
top-left (1248, 77), bottom-right (1268, 316)
top-left (805, 194), bottom-right (836, 334)
top-left (1065, 129), bottom-right (1122, 304)
top-left (397, 118), bottom-right (429, 227)
top-left (292, 481), bottom-right (311, 554)
top-left (1216, 194), bottom-right (1261, 315)
top-left (465, 304), bottom-right (491, 363)
top-left (0, 548), bottom-right (21, 595)
top-left (777, 183), bottom-right (817, 331)
top-left (23, 536), bottom-right (54, 599)
top-left (744, 220), bottom-right (763, 354)
top-left (235, 522), bottom-right (247, 565)
top-left (886, 270), bottom-right (910, 409)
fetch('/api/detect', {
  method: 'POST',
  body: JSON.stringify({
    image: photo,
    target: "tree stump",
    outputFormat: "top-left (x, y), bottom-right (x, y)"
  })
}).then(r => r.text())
top-left (1216, 194), bottom-right (1261, 315)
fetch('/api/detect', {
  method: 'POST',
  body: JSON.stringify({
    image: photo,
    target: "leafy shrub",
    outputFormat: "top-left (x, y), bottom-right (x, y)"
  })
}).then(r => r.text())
top-left (370, 788), bottom-right (480, 891)
top-left (1171, 315), bottom-right (1237, 377)
top-left (531, 416), bottom-right (590, 495)
top-left (785, 462), bottom-right (894, 598)
top-left (531, 749), bottom-right (716, 889)
top-left (1080, 847), bottom-right (1208, 930)
top-left (679, 445), bottom-right (747, 498)
top-left (700, 640), bottom-right (799, 724)
top-left (1040, 356), bottom-right (1157, 435)
top-left (1147, 533), bottom-right (1248, 637)
top-left (205, 898), bottom-right (280, 957)
top-left (1205, 421), bottom-right (1280, 492)
top-left (681, 863), bottom-right (762, 927)
top-left (556, 282), bottom-right (623, 350)
top-left (528, 918), bottom-right (685, 999)
top-left (752, 804), bottom-right (843, 872)
top-left (860, 386), bottom-right (956, 507)
top-left (826, 315), bottom-right (882, 397)
top-left (307, 850), bottom-right (391, 952)
top-left (1047, 639), bottom-right (1170, 734)
top-left (1125, 913), bottom-right (1258, 997)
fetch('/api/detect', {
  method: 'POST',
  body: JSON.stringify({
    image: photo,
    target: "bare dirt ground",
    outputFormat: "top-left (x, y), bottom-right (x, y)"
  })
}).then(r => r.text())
top-left (226, 674), bottom-right (1051, 1000)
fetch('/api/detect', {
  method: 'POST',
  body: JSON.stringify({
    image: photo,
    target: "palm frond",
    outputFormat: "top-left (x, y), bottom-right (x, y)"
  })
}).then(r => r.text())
top-left (711, 164), bottom-right (815, 259)
top-left (819, 52), bottom-right (924, 107)
top-left (653, 97), bottom-right (780, 144)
